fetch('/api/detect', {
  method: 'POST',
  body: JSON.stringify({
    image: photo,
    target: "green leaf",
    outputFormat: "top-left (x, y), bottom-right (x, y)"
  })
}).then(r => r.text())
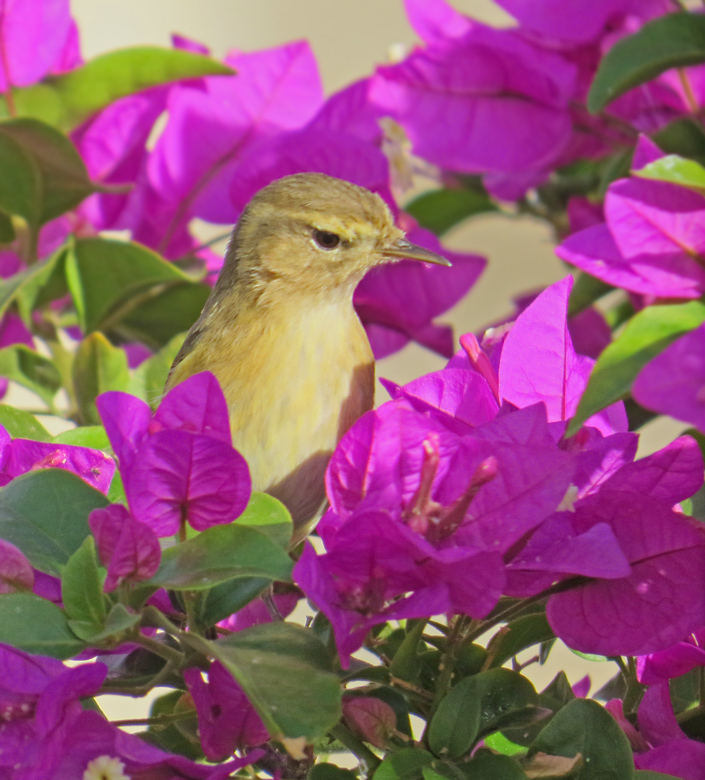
top-left (21, 47), bottom-right (234, 131)
top-left (0, 404), bottom-right (51, 441)
top-left (483, 732), bottom-right (526, 757)
top-left (139, 691), bottom-right (203, 761)
top-left (428, 679), bottom-right (482, 759)
top-left (633, 773), bottom-right (683, 779)
top-left (568, 301), bottom-right (705, 435)
top-left (66, 237), bottom-right (196, 335)
top-left (72, 332), bottom-right (130, 425)
top-left (459, 755), bottom-right (527, 779)
top-left (199, 576), bottom-right (271, 628)
top-left (389, 618), bottom-right (427, 684)
top-left (128, 333), bottom-right (184, 405)
top-left (567, 273), bottom-right (613, 318)
top-left (634, 154), bottom-right (705, 192)
top-left (67, 602), bottom-right (141, 647)
top-left (488, 613), bottom-right (555, 669)
top-left (405, 188), bottom-right (496, 236)
top-left (11, 248), bottom-right (68, 324)
top-left (0, 131), bottom-right (41, 228)
top-left (61, 535), bottom-right (106, 638)
top-left (373, 748), bottom-right (435, 780)
top-left (0, 213), bottom-right (15, 243)
top-left (117, 282), bottom-right (211, 349)
top-left (143, 523), bottom-right (293, 591)
top-left (309, 766), bottom-right (360, 780)
top-left (0, 592), bottom-right (84, 658)
top-left (428, 669), bottom-right (538, 760)
top-left (0, 469), bottom-right (109, 576)
top-left (141, 690), bottom-right (202, 760)
top-left (234, 491), bottom-right (293, 549)
top-left (53, 425), bottom-right (111, 451)
top-left (529, 698), bottom-right (633, 778)
top-left (588, 13), bottom-right (705, 113)
top-left (653, 117), bottom-right (705, 160)
top-left (0, 119), bottom-right (99, 223)
top-left (0, 345), bottom-right (61, 406)
top-left (185, 622), bottom-right (341, 741)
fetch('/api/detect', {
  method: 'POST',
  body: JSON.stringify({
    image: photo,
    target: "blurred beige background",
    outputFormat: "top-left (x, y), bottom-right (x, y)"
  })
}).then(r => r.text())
top-left (60, 0), bottom-right (639, 711)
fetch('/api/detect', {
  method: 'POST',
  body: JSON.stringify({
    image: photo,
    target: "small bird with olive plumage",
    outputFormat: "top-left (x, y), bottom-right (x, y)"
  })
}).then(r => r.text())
top-left (166, 172), bottom-right (450, 543)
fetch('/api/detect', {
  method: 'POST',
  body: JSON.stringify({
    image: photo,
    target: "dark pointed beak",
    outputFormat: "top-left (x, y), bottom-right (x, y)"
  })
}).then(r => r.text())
top-left (382, 237), bottom-right (452, 266)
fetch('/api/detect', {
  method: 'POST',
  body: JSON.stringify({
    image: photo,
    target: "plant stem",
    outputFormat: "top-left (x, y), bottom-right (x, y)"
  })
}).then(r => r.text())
top-left (133, 631), bottom-right (184, 667)
top-left (329, 723), bottom-right (381, 775)
top-left (112, 710), bottom-right (194, 729)
top-left (622, 657), bottom-right (645, 713)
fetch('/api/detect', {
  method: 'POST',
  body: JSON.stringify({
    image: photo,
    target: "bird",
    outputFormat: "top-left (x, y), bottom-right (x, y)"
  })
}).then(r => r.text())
top-left (165, 172), bottom-right (450, 543)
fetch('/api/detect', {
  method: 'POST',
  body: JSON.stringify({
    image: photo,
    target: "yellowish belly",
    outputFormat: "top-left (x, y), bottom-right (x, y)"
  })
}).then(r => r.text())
top-left (170, 300), bottom-right (375, 529)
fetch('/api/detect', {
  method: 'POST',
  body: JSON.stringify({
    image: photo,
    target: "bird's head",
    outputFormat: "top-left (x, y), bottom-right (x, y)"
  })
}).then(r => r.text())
top-left (223, 173), bottom-right (450, 300)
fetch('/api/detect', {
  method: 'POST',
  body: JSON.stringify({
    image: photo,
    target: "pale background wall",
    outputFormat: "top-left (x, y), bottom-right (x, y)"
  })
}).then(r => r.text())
top-left (54, 0), bottom-right (678, 715)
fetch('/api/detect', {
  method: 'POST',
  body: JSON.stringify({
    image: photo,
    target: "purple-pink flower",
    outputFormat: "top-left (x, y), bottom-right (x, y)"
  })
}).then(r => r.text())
top-left (89, 504), bottom-right (161, 592)
top-left (97, 372), bottom-right (251, 536)
top-left (0, 425), bottom-right (115, 494)
top-left (0, 539), bottom-right (34, 594)
top-left (557, 137), bottom-right (705, 300)
top-left (184, 661), bottom-right (269, 761)
top-left (632, 322), bottom-right (705, 433)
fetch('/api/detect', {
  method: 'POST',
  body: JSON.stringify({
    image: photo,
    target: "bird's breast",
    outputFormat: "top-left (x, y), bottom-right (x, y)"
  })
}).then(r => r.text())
top-left (208, 299), bottom-right (375, 526)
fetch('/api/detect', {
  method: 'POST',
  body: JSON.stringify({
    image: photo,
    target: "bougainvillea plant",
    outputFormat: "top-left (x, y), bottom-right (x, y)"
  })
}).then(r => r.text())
top-left (0, 0), bottom-right (703, 778)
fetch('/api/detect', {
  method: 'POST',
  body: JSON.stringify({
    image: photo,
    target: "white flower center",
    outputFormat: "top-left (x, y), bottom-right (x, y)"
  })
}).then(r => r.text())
top-left (82, 755), bottom-right (130, 780)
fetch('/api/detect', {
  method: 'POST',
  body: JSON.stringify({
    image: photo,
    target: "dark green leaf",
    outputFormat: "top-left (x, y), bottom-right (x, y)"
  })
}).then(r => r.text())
top-left (428, 678), bottom-right (482, 759)
top-left (405, 188), bottom-right (496, 236)
top-left (66, 237), bottom-right (195, 335)
top-left (529, 698), bottom-right (633, 778)
top-left (0, 404), bottom-right (51, 441)
top-left (459, 755), bottom-right (527, 779)
top-left (568, 301), bottom-right (705, 435)
top-left (72, 332), bottom-right (130, 425)
top-left (140, 690), bottom-right (202, 760)
top-left (542, 672), bottom-right (577, 708)
top-left (0, 213), bottom-right (15, 243)
top-left (78, 602), bottom-right (141, 645)
top-left (373, 749), bottom-right (435, 780)
top-left (633, 773), bottom-right (682, 779)
top-left (0, 119), bottom-right (98, 222)
top-left (309, 765), bottom-right (359, 780)
top-left (12, 248), bottom-right (68, 324)
top-left (0, 345), bottom-right (61, 406)
top-left (62, 535), bottom-right (106, 638)
top-left (0, 469), bottom-right (109, 575)
top-left (488, 613), bottom-right (555, 669)
top-left (185, 622), bottom-right (341, 741)
top-left (0, 592), bottom-right (84, 658)
top-left (117, 282), bottom-right (211, 349)
top-left (198, 577), bottom-right (269, 627)
top-left (634, 154), bottom-right (705, 192)
top-left (143, 523), bottom-right (293, 591)
top-left (0, 131), bottom-right (41, 227)
top-left (652, 117), bottom-right (705, 160)
top-left (32, 47), bottom-right (234, 131)
top-left (588, 13), bottom-right (705, 113)
top-left (429, 670), bottom-right (538, 760)
top-left (235, 491), bottom-right (293, 549)
top-left (567, 273), bottom-right (614, 318)
top-left (389, 618), bottom-right (427, 684)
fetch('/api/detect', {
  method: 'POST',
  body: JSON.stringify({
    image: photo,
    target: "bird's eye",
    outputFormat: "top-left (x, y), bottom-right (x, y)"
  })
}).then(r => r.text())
top-left (313, 229), bottom-right (341, 250)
